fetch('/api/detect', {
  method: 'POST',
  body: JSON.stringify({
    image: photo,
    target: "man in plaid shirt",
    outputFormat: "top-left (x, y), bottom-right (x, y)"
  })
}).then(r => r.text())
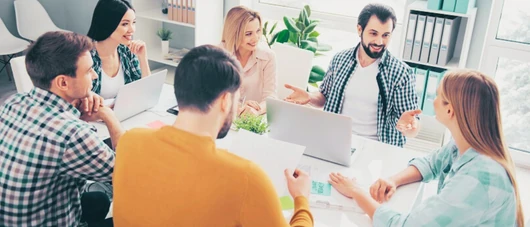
top-left (0, 31), bottom-right (123, 226)
top-left (285, 3), bottom-right (421, 147)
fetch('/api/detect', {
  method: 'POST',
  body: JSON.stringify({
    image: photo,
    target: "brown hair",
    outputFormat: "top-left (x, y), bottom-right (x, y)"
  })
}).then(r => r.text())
top-left (221, 6), bottom-right (262, 54)
top-left (440, 69), bottom-right (524, 227)
top-left (25, 31), bottom-right (94, 89)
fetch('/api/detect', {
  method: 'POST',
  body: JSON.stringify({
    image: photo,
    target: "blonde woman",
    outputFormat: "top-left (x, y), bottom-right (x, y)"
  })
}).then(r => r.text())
top-left (329, 70), bottom-right (524, 226)
top-left (221, 6), bottom-right (276, 116)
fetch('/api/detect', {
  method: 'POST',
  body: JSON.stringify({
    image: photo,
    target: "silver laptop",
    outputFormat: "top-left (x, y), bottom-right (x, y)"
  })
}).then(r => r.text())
top-left (266, 98), bottom-right (354, 166)
top-left (112, 69), bottom-right (168, 121)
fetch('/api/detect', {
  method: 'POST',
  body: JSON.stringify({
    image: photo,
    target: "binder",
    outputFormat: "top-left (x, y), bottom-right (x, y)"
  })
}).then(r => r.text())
top-left (182, 0), bottom-right (188, 23)
top-left (403, 13), bottom-right (418, 60)
top-left (414, 67), bottom-right (429, 110)
top-left (428, 17), bottom-right (445, 65)
top-left (420, 16), bottom-right (435, 63)
top-left (438, 17), bottom-right (461, 66)
top-left (427, 0), bottom-right (443, 10)
top-left (412, 15), bottom-right (426, 61)
top-left (189, 0), bottom-right (195, 25)
top-left (177, 0), bottom-right (183, 22)
top-left (422, 70), bottom-right (445, 116)
top-left (172, 0), bottom-right (179, 22)
top-left (455, 0), bottom-right (476, 14)
top-left (167, 0), bottom-right (173, 20)
top-left (442, 0), bottom-right (457, 12)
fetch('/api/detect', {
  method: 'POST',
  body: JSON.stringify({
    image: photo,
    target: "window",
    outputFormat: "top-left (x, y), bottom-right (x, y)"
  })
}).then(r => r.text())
top-left (481, 0), bottom-right (530, 167)
top-left (258, 0), bottom-right (406, 22)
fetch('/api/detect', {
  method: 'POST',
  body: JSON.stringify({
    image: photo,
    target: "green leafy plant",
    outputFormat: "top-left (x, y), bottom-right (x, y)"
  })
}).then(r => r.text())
top-left (233, 114), bottom-right (269, 135)
top-left (156, 28), bottom-right (173, 41)
top-left (262, 5), bottom-right (331, 87)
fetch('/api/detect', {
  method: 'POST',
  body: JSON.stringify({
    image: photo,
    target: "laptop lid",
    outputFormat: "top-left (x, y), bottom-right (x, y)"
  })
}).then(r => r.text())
top-left (113, 69), bottom-right (168, 121)
top-left (266, 98), bottom-right (354, 167)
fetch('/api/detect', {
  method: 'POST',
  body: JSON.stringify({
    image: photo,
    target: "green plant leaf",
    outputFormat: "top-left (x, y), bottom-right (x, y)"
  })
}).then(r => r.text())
top-left (308, 31), bottom-right (320, 38)
top-left (289, 31), bottom-right (299, 45)
top-left (269, 32), bottom-right (280, 46)
top-left (156, 28), bottom-right (173, 41)
top-left (314, 52), bottom-right (327, 57)
top-left (300, 40), bottom-right (317, 53)
top-left (233, 114), bottom-right (269, 135)
top-left (269, 22), bottom-right (278, 35)
top-left (317, 43), bottom-right (332, 52)
top-left (309, 82), bottom-right (318, 88)
top-left (276, 29), bottom-right (290, 43)
top-left (302, 8), bottom-right (310, 26)
top-left (309, 70), bottom-right (324, 83)
top-left (283, 16), bottom-right (301, 33)
top-left (303, 22), bottom-right (318, 34)
top-left (311, 65), bottom-right (326, 75)
top-left (263, 21), bottom-right (269, 34)
top-left (296, 21), bottom-right (305, 31)
top-left (304, 5), bottom-right (311, 17)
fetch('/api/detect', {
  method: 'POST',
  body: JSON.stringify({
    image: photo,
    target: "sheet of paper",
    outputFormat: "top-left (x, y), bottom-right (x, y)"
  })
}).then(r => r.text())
top-left (229, 130), bottom-right (305, 196)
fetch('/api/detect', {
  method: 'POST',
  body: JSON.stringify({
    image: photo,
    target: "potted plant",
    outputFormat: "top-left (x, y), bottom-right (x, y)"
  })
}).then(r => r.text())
top-left (263, 5), bottom-right (332, 87)
top-left (233, 114), bottom-right (269, 135)
top-left (157, 28), bottom-right (173, 55)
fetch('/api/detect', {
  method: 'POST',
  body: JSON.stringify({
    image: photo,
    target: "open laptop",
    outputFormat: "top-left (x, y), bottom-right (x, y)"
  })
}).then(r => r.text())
top-left (110, 69), bottom-right (168, 121)
top-left (266, 98), bottom-right (354, 166)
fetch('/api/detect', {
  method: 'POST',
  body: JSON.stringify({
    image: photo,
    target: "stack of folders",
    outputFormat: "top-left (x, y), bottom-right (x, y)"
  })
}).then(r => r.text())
top-left (413, 67), bottom-right (446, 116)
top-left (428, 0), bottom-right (476, 14)
top-left (167, 0), bottom-right (196, 25)
top-left (403, 12), bottom-right (461, 67)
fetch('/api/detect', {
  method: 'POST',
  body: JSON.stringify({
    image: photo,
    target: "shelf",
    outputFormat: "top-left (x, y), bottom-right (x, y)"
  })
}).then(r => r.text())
top-left (136, 9), bottom-right (195, 28)
top-left (403, 58), bottom-right (460, 70)
top-left (408, 0), bottom-right (477, 18)
top-left (147, 46), bottom-right (180, 67)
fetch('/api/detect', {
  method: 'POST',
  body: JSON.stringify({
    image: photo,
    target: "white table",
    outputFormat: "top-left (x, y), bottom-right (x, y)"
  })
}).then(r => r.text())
top-left (96, 84), bottom-right (426, 226)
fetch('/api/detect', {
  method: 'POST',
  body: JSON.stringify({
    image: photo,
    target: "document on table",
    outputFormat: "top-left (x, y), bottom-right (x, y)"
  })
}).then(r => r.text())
top-left (229, 130), bottom-right (306, 196)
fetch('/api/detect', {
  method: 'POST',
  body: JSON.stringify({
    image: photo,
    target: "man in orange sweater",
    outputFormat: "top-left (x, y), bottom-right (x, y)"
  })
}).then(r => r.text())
top-left (113, 45), bottom-right (314, 226)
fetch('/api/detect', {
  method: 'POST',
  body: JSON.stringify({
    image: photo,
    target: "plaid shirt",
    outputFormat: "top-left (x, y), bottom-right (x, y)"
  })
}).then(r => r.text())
top-left (91, 44), bottom-right (142, 94)
top-left (373, 141), bottom-right (517, 226)
top-left (319, 45), bottom-right (418, 147)
top-left (0, 88), bottom-right (115, 226)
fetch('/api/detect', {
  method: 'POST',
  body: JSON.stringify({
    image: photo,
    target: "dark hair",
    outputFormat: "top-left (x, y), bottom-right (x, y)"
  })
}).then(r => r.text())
top-left (25, 31), bottom-right (94, 89)
top-left (173, 45), bottom-right (242, 113)
top-left (87, 0), bottom-right (134, 41)
top-left (357, 3), bottom-right (397, 31)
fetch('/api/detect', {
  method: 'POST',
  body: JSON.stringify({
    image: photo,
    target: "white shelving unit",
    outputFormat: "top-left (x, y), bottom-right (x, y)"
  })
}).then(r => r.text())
top-left (399, 0), bottom-right (477, 70)
top-left (131, 0), bottom-right (224, 70)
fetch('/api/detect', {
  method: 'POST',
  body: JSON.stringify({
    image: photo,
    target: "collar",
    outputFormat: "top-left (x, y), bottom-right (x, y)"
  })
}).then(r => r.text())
top-left (452, 146), bottom-right (481, 171)
top-left (29, 87), bottom-right (81, 117)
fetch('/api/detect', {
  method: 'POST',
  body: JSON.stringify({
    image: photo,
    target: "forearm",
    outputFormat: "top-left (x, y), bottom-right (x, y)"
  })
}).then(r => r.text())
top-left (351, 189), bottom-right (381, 219)
top-left (101, 114), bottom-right (124, 149)
top-left (389, 166), bottom-right (423, 187)
top-left (308, 91), bottom-right (326, 108)
top-left (138, 56), bottom-right (151, 77)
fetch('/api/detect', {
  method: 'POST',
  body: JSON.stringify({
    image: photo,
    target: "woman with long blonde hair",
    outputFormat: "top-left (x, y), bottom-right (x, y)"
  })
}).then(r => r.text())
top-left (329, 69), bottom-right (524, 226)
top-left (221, 6), bottom-right (277, 116)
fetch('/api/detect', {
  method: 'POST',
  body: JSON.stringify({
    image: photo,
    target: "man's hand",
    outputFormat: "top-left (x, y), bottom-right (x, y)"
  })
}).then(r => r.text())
top-left (396, 109), bottom-right (421, 133)
top-left (72, 92), bottom-right (104, 116)
top-left (79, 106), bottom-right (114, 123)
top-left (284, 84), bottom-right (311, 105)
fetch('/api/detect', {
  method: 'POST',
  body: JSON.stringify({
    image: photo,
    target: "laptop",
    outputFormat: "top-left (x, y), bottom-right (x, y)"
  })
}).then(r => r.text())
top-left (110, 69), bottom-right (168, 121)
top-left (266, 98), bottom-right (354, 166)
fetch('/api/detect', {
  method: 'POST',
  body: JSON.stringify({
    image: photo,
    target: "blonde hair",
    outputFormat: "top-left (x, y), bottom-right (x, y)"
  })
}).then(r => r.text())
top-left (440, 69), bottom-right (524, 227)
top-left (222, 6), bottom-right (262, 55)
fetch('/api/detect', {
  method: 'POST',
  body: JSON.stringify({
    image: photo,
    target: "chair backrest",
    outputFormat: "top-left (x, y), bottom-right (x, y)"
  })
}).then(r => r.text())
top-left (14, 0), bottom-right (61, 41)
top-left (0, 17), bottom-right (13, 39)
top-left (10, 56), bottom-right (34, 93)
top-left (271, 43), bottom-right (314, 100)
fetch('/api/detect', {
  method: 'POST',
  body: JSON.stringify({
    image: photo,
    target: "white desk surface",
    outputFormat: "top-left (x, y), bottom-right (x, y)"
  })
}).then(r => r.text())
top-left (97, 84), bottom-right (427, 226)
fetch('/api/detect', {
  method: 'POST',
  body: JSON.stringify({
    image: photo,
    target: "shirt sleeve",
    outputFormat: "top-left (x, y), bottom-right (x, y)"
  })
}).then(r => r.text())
top-left (393, 66), bottom-right (419, 119)
top-left (408, 141), bottom-right (455, 183)
top-left (240, 162), bottom-right (313, 227)
top-left (260, 51), bottom-right (278, 102)
top-left (373, 168), bottom-right (489, 227)
top-left (59, 126), bottom-right (115, 182)
top-left (319, 56), bottom-right (336, 98)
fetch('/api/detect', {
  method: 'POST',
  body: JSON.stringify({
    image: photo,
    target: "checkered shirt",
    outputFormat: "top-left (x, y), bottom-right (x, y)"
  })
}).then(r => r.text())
top-left (0, 87), bottom-right (115, 226)
top-left (319, 44), bottom-right (418, 147)
top-left (373, 141), bottom-right (517, 226)
top-left (91, 44), bottom-right (142, 94)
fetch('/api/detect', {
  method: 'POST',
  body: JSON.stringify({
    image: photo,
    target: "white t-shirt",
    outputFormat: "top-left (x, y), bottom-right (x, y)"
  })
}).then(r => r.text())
top-left (99, 64), bottom-right (125, 99)
top-left (341, 51), bottom-right (380, 141)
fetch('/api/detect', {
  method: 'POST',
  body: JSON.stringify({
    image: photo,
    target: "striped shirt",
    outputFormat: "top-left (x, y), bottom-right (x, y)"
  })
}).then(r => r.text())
top-left (373, 141), bottom-right (517, 226)
top-left (319, 45), bottom-right (418, 147)
top-left (91, 44), bottom-right (142, 95)
top-left (0, 87), bottom-right (115, 226)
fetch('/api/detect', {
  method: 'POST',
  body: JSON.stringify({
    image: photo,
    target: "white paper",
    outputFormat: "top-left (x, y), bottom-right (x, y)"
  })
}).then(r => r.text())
top-left (229, 130), bottom-right (305, 196)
